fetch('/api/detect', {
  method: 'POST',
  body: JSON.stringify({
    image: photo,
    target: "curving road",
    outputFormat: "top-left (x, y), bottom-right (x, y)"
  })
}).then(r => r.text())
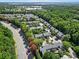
top-left (68, 47), bottom-right (78, 59)
top-left (1, 21), bottom-right (28, 59)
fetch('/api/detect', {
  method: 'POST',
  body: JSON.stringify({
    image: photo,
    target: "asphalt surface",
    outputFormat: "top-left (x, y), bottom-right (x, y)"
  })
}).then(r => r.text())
top-left (68, 47), bottom-right (78, 59)
top-left (1, 21), bottom-right (28, 59)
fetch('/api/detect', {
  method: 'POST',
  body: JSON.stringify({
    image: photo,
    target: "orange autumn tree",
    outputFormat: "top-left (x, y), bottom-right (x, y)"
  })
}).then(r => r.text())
top-left (30, 43), bottom-right (37, 56)
top-left (28, 39), bottom-right (37, 55)
top-left (30, 44), bottom-right (37, 51)
top-left (29, 41), bottom-right (34, 47)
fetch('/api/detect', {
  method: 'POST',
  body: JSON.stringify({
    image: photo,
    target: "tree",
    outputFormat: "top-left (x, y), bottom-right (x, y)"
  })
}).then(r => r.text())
top-left (72, 31), bottom-right (79, 45)
top-left (28, 37), bottom-right (33, 42)
top-left (25, 30), bottom-right (33, 38)
top-left (63, 41), bottom-right (71, 50)
top-left (30, 44), bottom-right (37, 52)
top-left (3, 28), bottom-right (13, 38)
top-left (33, 38), bottom-right (43, 46)
top-left (62, 34), bottom-right (71, 41)
top-left (51, 31), bottom-right (57, 36)
top-left (74, 46), bottom-right (79, 57)
top-left (59, 50), bottom-right (64, 57)
top-left (29, 41), bottom-right (37, 55)
top-left (0, 23), bottom-right (16, 59)
top-left (0, 53), bottom-right (2, 59)
top-left (29, 41), bottom-right (34, 47)
top-left (20, 22), bottom-right (27, 32)
top-left (43, 51), bottom-right (60, 59)
top-left (5, 52), bottom-right (11, 59)
top-left (11, 19), bottom-right (20, 27)
top-left (36, 50), bottom-right (42, 59)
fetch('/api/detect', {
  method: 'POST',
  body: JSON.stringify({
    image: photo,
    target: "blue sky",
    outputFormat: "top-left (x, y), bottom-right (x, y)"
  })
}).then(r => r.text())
top-left (0, 0), bottom-right (79, 2)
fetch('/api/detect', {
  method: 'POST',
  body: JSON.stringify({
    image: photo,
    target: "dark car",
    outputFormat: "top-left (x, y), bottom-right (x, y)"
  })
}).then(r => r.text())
top-left (26, 47), bottom-right (30, 55)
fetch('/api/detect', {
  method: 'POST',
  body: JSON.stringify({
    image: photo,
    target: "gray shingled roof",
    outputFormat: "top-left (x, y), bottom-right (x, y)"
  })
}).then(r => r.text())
top-left (43, 32), bottom-right (51, 37)
top-left (40, 43), bottom-right (63, 54)
top-left (34, 34), bottom-right (43, 38)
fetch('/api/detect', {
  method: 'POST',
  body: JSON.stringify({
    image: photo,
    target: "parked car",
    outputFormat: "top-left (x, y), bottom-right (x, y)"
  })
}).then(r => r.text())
top-left (26, 47), bottom-right (31, 55)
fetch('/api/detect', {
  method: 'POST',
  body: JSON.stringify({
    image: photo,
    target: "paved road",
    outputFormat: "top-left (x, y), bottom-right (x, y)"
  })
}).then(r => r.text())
top-left (1, 21), bottom-right (28, 59)
top-left (68, 47), bottom-right (78, 59)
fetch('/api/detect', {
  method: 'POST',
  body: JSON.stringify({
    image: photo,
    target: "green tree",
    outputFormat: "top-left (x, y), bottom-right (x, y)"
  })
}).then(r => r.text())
top-left (72, 31), bottom-right (79, 45)
top-left (20, 22), bottom-right (27, 32)
top-left (62, 34), bottom-right (71, 41)
top-left (63, 41), bottom-right (71, 50)
top-left (43, 51), bottom-right (60, 59)
top-left (74, 46), bottom-right (79, 57)
top-left (0, 53), bottom-right (2, 59)
top-left (36, 50), bottom-right (42, 59)
top-left (25, 30), bottom-right (33, 38)
top-left (33, 38), bottom-right (43, 46)
top-left (0, 23), bottom-right (16, 59)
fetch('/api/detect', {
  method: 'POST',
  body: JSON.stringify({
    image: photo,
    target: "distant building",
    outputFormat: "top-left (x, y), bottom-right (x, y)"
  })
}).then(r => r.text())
top-left (45, 29), bottom-right (50, 32)
top-left (40, 41), bottom-right (63, 54)
top-left (30, 26), bottom-right (43, 30)
top-left (34, 34), bottom-right (43, 38)
top-left (57, 32), bottom-right (64, 39)
top-left (43, 32), bottom-right (51, 37)
top-left (26, 6), bottom-right (42, 10)
top-left (39, 23), bottom-right (43, 26)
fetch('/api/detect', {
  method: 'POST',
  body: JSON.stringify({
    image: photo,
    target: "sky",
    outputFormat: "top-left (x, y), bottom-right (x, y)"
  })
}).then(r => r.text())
top-left (0, 0), bottom-right (79, 2)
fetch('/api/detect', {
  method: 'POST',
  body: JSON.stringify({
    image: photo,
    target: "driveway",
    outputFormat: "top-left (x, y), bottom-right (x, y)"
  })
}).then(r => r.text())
top-left (1, 21), bottom-right (28, 59)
